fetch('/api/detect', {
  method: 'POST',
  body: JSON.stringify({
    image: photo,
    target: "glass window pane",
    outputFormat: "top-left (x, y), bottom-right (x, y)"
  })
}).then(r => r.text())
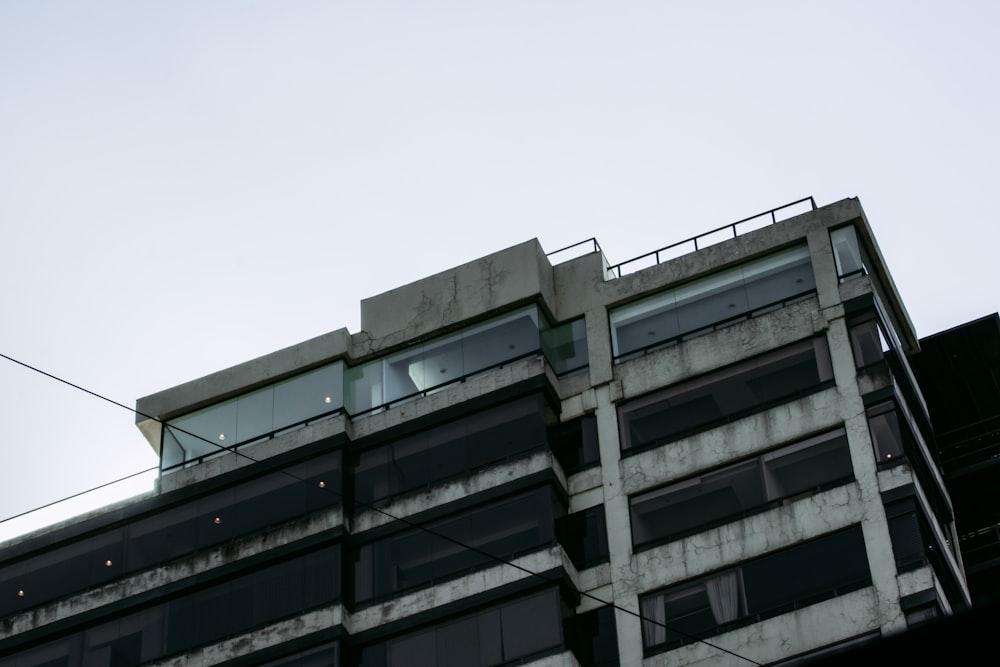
top-left (868, 407), bottom-right (906, 462)
top-left (610, 244), bottom-right (815, 358)
top-left (345, 359), bottom-right (383, 415)
top-left (761, 430), bottom-right (853, 498)
top-left (274, 362), bottom-right (343, 428)
top-left (461, 308), bottom-right (540, 373)
top-left (477, 609), bottom-right (503, 665)
top-left (849, 318), bottom-right (886, 368)
top-left (831, 226), bottom-right (865, 278)
top-left (500, 589), bottom-right (562, 661)
top-left (743, 245), bottom-right (815, 311)
top-left (888, 510), bottom-right (925, 569)
top-left (236, 386), bottom-right (274, 443)
top-left (388, 629), bottom-right (437, 667)
top-left (438, 616), bottom-right (481, 667)
top-left (165, 400), bottom-right (237, 464)
top-left (541, 318), bottom-right (589, 374)
top-left (620, 337), bottom-right (831, 450)
top-left (674, 265), bottom-right (748, 335)
top-left (610, 290), bottom-right (680, 358)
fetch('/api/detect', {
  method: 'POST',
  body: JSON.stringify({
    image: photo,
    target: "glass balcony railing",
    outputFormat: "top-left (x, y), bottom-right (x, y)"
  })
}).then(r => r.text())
top-left (161, 306), bottom-right (588, 473)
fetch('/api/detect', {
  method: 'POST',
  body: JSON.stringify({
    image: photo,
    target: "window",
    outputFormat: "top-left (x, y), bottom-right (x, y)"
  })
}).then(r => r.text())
top-left (556, 505), bottom-right (610, 569)
top-left (866, 401), bottom-right (907, 465)
top-left (357, 588), bottom-right (563, 667)
top-left (161, 305), bottom-right (591, 471)
top-left (847, 311), bottom-right (890, 369)
top-left (550, 413), bottom-right (600, 474)
top-left (830, 225), bottom-right (867, 281)
top-left (351, 394), bottom-right (547, 505)
top-left (541, 317), bottom-right (589, 374)
top-left (162, 362), bottom-right (344, 470)
top-left (630, 429), bottom-right (853, 547)
top-left (2, 546), bottom-right (341, 665)
top-left (0, 452), bottom-right (340, 619)
top-left (610, 244), bottom-right (816, 359)
top-left (351, 487), bottom-right (556, 605)
top-left (619, 336), bottom-right (834, 452)
top-left (566, 606), bottom-right (619, 666)
top-left (639, 528), bottom-right (870, 654)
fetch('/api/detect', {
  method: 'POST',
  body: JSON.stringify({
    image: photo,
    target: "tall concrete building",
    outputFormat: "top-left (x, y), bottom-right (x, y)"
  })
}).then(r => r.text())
top-left (0, 197), bottom-right (970, 666)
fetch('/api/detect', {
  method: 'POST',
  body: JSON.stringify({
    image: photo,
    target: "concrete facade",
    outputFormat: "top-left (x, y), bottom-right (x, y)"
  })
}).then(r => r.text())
top-left (0, 197), bottom-right (968, 666)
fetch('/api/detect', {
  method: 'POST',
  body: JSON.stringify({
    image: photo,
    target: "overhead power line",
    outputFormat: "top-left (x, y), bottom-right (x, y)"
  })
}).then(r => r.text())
top-left (0, 351), bottom-right (762, 665)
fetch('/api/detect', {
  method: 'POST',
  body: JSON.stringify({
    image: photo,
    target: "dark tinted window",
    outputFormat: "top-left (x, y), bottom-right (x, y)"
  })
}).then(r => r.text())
top-left (0, 546), bottom-right (341, 666)
top-left (360, 588), bottom-right (563, 667)
top-left (351, 487), bottom-right (556, 605)
top-left (610, 245), bottom-right (815, 358)
top-left (0, 452), bottom-right (340, 619)
top-left (866, 401), bottom-right (907, 464)
top-left (550, 414), bottom-right (600, 474)
top-left (352, 395), bottom-right (547, 505)
top-left (619, 337), bottom-right (834, 451)
top-left (556, 505), bottom-right (610, 569)
top-left (630, 429), bottom-right (853, 547)
top-left (640, 527), bottom-right (870, 653)
top-left (566, 606), bottom-right (619, 666)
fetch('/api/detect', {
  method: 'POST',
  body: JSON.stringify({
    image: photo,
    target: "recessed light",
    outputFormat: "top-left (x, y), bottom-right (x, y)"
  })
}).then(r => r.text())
top-left (105, 560), bottom-right (113, 567)
top-left (218, 434), bottom-right (226, 441)
top-left (318, 481), bottom-right (326, 488)
top-left (324, 396), bottom-right (332, 404)
top-left (17, 590), bottom-right (24, 597)
top-left (214, 517), bottom-right (222, 525)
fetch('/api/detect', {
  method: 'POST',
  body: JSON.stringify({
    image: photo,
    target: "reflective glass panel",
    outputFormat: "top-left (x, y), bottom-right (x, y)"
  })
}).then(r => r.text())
top-left (630, 429), bottom-right (852, 547)
top-left (163, 400), bottom-right (237, 466)
top-left (610, 244), bottom-right (816, 358)
top-left (273, 362), bottom-right (343, 428)
top-left (541, 317), bottom-right (588, 374)
top-left (345, 359), bottom-right (383, 415)
top-left (619, 337), bottom-right (833, 450)
top-left (461, 308), bottom-right (541, 374)
top-left (830, 226), bottom-right (866, 279)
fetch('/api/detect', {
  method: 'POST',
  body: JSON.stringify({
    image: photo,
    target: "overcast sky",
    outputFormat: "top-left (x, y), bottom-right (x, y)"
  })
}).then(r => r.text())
top-left (1, 2), bottom-right (998, 540)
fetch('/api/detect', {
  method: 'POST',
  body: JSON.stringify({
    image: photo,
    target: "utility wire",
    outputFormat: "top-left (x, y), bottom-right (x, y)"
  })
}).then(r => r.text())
top-left (0, 351), bottom-right (762, 665)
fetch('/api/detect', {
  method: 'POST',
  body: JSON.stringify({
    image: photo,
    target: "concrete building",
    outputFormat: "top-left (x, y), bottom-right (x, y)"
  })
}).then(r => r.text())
top-left (0, 197), bottom-right (970, 666)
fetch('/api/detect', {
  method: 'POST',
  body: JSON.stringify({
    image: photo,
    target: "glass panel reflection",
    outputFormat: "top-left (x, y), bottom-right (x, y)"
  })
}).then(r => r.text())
top-left (610, 244), bottom-right (816, 358)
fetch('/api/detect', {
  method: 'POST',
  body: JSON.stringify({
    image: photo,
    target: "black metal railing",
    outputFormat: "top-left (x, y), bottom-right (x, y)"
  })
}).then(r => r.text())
top-left (608, 197), bottom-right (817, 278)
top-left (545, 237), bottom-right (603, 263)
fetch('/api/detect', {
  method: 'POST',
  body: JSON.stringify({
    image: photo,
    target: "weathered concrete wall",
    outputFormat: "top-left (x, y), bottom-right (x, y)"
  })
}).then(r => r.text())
top-left (358, 239), bottom-right (556, 349)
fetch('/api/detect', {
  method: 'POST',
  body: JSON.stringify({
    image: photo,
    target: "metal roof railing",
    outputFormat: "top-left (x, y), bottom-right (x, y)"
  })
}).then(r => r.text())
top-left (607, 196), bottom-right (817, 278)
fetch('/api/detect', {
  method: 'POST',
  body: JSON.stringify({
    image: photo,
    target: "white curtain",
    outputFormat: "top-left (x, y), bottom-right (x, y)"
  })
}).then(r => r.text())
top-left (641, 594), bottom-right (667, 647)
top-left (705, 571), bottom-right (746, 624)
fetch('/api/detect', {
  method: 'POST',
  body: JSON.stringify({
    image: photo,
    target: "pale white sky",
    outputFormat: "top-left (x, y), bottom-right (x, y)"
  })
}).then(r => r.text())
top-left (1, 2), bottom-right (997, 539)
